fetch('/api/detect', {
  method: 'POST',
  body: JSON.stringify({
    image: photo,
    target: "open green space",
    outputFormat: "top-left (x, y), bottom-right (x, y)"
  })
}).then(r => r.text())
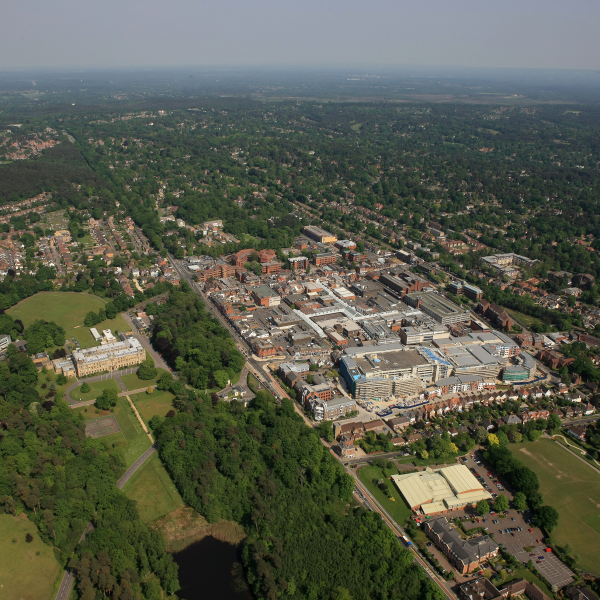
top-left (0, 513), bottom-right (61, 600)
top-left (7, 292), bottom-right (106, 329)
top-left (129, 389), bottom-right (175, 424)
top-left (67, 314), bottom-right (130, 349)
top-left (120, 368), bottom-right (169, 391)
top-left (122, 452), bottom-right (184, 522)
top-left (505, 308), bottom-right (544, 329)
top-left (512, 438), bottom-right (600, 574)
top-left (72, 397), bottom-right (151, 468)
top-left (69, 378), bottom-right (121, 402)
top-left (357, 464), bottom-right (412, 527)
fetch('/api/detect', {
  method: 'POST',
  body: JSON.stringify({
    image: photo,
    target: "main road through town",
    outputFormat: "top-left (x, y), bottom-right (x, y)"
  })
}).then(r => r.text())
top-left (168, 253), bottom-right (457, 599)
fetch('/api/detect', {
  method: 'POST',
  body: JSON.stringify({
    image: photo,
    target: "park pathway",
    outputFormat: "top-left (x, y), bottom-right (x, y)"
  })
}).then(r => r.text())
top-left (54, 445), bottom-right (156, 600)
top-left (124, 394), bottom-right (154, 444)
top-left (65, 367), bottom-right (140, 403)
top-left (68, 385), bottom-right (156, 409)
top-left (550, 434), bottom-right (600, 471)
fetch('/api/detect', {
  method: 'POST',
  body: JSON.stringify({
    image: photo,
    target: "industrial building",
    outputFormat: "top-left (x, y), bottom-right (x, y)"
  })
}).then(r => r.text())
top-left (302, 225), bottom-right (338, 244)
top-left (404, 292), bottom-right (471, 325)
top-left (392, 464), bottom-right (493, 515)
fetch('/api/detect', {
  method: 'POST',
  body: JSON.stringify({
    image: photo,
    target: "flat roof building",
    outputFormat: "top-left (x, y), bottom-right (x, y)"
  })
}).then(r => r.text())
top-left (303, 225), bottom-right (338, 244)
top-left (392, 464), bottom-right (492, 515)
top-left (405, 291), bottom-right (471, 325)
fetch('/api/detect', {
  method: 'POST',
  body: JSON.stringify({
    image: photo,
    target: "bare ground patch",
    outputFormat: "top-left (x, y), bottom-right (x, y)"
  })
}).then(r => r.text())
top-left (150, 507), bottom-right (246, 553)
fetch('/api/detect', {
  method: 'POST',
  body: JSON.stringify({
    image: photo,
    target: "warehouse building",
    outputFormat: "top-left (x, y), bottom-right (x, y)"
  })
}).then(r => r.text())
top-left (405, 291), bottom-right (471, 325)
top-left (302, 225), bottom-right (338, 244)
top-left (392, 464), bottom-right (493, 515)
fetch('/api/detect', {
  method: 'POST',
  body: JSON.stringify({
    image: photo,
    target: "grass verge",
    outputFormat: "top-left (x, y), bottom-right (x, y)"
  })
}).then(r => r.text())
top-left (357, 464), bottom-right (412, 527)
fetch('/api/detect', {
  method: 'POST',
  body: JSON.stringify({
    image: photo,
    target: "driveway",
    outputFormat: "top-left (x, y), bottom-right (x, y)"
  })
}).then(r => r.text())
top-left (122, 312), bottom-right (173, 373)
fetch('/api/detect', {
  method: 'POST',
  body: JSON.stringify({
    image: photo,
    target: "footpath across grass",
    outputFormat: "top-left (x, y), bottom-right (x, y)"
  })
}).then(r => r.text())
top-left (7, 292), bottom-right (106, 329)
top-left (0, 513), bottom-right (61, 600)
top-left (129, 389), bottom-right (175, 425)
top-left (73, 397), bottom-right (151, 469)
top-left (357, 464), bottom-right (412, 527)
top-left (122, 452), bottom-right (184, 522)
top-left (512, 438), bottom-right (600, 574)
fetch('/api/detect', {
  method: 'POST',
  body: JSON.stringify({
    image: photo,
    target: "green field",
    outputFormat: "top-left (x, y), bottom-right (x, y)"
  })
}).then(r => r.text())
top-left (68, 314), bottom-right (131, 349)
top-left (72, 397), bottom-right (151, 468)
top-left (129, 389), bottom-right (175, 424)
top-left (512, 438), bottom-right (600, 574)
top-left (505, 308), bottom-right (544, 329)
top-left (0, 513), bottom-right (61, 600)
top-left (120, 368), bottom-right (169, 391)
top-left (357, 464), bottom-right (412, 527)
top-left (122, 453), bottom-right (184, 522)
top-left (69, 378), bottom-right (121, 402)
top-left (7, 292), bottom-right (106, 329)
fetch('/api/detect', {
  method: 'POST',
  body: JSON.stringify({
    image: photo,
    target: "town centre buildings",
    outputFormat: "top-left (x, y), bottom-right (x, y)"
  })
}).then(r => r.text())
top-left (392, 464), bottom-right (493, 515)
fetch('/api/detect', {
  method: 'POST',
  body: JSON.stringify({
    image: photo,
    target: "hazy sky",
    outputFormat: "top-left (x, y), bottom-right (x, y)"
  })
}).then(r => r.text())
top-left (1, 0), bottom-right (599, 70)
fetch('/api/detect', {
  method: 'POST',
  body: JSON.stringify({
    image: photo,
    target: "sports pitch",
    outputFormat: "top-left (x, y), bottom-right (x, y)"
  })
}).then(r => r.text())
top-left (85, 416), bottom-right (122, 439)
top-left (512, 438), bottom-right (600, 574)
top-left (7, 292), bottom-right (106, 329)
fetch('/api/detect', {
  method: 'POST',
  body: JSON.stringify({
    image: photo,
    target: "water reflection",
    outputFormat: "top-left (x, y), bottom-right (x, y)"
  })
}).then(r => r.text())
top-left (173, 536), bottom-right (251, 600)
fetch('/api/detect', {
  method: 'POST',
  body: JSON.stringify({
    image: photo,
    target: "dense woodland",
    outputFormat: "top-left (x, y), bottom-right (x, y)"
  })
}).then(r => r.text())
top-left (155, 390), bottom-right (445, 600)
top-left (149, 288), bottom-right (245, 389)
top-left (0, 353), bottom-right (179, 598)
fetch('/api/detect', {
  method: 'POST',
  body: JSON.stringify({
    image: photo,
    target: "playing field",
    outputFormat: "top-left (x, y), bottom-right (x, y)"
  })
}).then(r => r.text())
top-left (512, 438), bottom-right (600, 574)
top-left (122, 452), bottom-right (184, 522)
top-left (7, 292), bottom-right (106, 329)
top-left (0, 513), bottom-right (61, 600)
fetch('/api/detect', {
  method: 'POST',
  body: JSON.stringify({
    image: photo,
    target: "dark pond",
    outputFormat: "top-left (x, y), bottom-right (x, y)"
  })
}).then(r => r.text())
top-left (173, 536), bottom-right (252, 600)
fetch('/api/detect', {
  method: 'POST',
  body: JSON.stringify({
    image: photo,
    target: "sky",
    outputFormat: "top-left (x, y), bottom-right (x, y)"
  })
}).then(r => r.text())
top-left (1, 0), bottom-right (599, 71)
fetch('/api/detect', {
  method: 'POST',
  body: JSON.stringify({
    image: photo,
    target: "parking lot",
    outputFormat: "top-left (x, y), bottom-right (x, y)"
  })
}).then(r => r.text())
top-left (456, 452), bottom-right (575, 589)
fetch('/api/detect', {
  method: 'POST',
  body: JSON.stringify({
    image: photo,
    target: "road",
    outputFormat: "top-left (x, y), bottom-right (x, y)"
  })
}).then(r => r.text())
top-left (351, 470), bottom-right (456, 600)
top-left (121, 312), bottom-right (174, 374)
top-left (54, 446), bottom-right (156, 599)
top-left (117, 444), bottom-right (157, 488)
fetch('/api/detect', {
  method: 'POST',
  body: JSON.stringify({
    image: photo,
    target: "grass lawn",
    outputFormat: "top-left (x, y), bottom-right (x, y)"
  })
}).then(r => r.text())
top-left (397, 453), bottom-right (464, 467)
top-left (512, 438), bottom-right (600, 574)
top-left (0, 513), bottom-right (61, 600)
top-left (120, 368), bottom-right (169, 391)
top-left (357, 464), bottom-right (412, 527)
top-left (129, 389), bottom-right (175, 425)
top-left (72, 397), bottom-right (151, 468)
top-left (122, 453), bottom-right (184, 522)
top-left (505, 308), bottom-right (544, 329)
top-left (68, 314), bottom-right (131, 349)
top-left (69, 378), bottom-right (121, 402)
top-left (7, 292), bottom-right (106, 329)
